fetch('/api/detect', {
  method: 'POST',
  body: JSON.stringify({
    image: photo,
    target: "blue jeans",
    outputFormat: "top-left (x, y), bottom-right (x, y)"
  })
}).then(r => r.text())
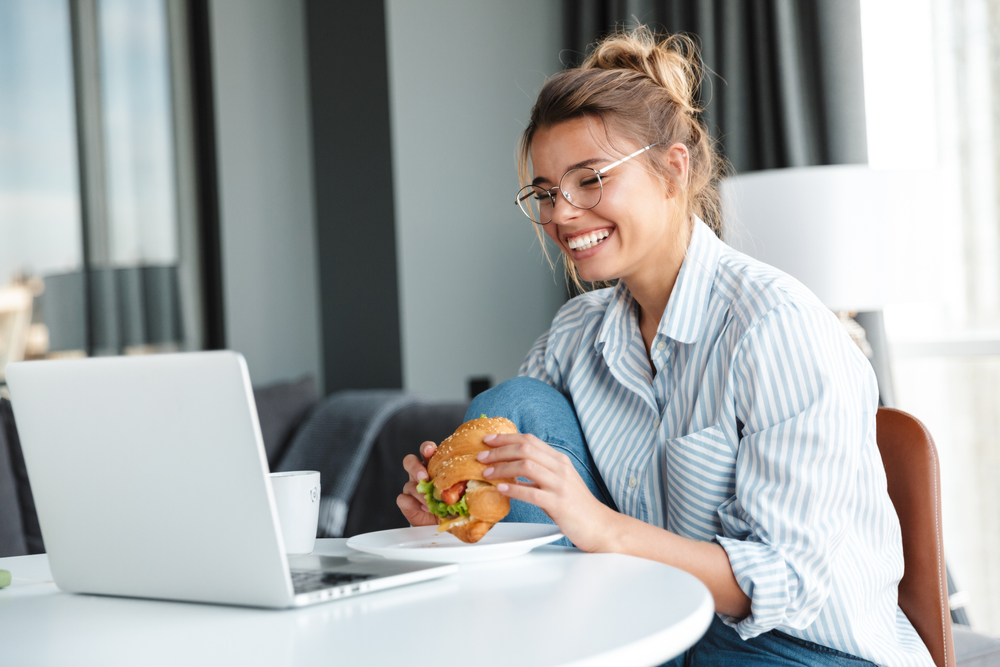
top-left (466, 377), bottom-right (875, 667)
top-left (662, 617), bottom-right (876, 666)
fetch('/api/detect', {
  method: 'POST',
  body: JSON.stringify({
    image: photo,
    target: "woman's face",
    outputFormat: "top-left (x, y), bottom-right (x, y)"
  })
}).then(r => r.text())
top-left (529, 117), bottom-right (684, 285)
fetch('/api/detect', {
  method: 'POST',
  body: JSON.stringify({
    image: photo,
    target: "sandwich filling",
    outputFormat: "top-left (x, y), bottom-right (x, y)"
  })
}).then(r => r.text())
top-left (417, 478), bottom-right (491, 530)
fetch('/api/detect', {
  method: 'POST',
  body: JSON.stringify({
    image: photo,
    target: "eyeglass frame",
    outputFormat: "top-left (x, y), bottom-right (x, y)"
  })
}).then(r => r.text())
top-left (515, 142), bottom-right (660, 225)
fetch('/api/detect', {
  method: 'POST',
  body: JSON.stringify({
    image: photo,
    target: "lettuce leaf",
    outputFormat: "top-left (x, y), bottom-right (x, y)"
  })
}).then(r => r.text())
top-left (416, 478), bottom-right (469, 519)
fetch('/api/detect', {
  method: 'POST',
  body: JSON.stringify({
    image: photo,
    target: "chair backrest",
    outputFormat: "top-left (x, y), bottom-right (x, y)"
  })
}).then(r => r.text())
top-left (876, 407), bottom-right (955, 667)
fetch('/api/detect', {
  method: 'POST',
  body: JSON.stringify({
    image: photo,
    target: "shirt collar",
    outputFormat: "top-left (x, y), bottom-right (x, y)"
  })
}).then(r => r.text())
top-left (658, 217), bottom-right (723, 345)
top-left (595, 217), bottom-right (723, 359)
top-left (595, 280), bottom-right (637, 366)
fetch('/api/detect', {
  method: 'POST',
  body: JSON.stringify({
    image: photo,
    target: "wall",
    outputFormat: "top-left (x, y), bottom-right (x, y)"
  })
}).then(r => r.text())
top-left (208, 0), bottom-right (322, 388)
top-left (385, 0), bottom-right (565, 400)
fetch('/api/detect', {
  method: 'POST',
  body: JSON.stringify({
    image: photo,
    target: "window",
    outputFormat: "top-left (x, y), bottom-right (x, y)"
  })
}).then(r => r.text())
top-left (862, 0), bottom-right (1000, 635)
top-left (0, 0), bottom-right (202, 386)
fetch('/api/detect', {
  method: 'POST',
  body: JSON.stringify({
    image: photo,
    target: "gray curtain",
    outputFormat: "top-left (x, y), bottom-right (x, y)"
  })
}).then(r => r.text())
top-left (562, 0), bottom-right (868, 173)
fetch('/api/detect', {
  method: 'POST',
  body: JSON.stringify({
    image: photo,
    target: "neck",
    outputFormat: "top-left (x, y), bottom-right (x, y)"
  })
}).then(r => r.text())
top-left (624, 216), bottom-right (694, 355)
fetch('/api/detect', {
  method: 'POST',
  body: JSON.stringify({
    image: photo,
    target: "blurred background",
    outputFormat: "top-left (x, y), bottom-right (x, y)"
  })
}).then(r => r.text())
top-left (0, 0), bottom-right (998, 637)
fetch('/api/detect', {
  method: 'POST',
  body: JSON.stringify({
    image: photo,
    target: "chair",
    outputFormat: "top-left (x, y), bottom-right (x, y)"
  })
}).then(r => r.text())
top-left (877, 407), bottom-right (956, 667)
top-left (0, 285), bottom-right (33, 383)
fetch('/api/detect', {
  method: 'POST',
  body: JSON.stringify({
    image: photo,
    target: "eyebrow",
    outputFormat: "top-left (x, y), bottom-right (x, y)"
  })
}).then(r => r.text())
top-left (531, 157), bottom-right (609, 186)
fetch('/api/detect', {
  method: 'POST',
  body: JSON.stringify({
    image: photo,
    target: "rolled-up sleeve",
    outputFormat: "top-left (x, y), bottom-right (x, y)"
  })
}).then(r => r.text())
top-left (717, 301), bottom-right (878, 639)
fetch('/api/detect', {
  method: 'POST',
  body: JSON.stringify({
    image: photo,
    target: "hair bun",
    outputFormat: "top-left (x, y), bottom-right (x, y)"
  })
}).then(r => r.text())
top-left (583, 26), bottom-right (701, 116)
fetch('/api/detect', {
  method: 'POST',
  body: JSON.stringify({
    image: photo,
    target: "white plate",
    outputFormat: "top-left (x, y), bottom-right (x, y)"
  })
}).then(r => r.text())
top-left (345, 523), bottom-right (565, 563)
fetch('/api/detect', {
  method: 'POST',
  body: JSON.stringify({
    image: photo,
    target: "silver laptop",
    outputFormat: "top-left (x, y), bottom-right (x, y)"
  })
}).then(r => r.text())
top-left (5, 351), bottom-right (456, 608)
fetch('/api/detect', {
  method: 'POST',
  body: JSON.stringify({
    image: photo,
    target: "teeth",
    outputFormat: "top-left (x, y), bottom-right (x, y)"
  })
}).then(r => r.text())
top-left (568, 229), bottom-right (610, 251)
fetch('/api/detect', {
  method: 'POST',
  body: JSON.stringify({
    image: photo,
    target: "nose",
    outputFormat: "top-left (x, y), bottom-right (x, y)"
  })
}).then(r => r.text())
top-left (549, 188), bottom-right (580, 225)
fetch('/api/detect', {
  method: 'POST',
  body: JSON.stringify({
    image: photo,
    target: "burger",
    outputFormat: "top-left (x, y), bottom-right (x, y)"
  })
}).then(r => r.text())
top-left (416, 415), bottom-right (516, 543)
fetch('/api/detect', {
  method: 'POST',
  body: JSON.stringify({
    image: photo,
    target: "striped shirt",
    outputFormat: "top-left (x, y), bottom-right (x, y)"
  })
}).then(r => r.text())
top-left (520, 218), bottom-right (933, 666)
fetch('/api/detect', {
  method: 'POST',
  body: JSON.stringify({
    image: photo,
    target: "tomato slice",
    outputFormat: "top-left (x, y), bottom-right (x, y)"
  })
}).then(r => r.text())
top-left (440, 481), bottom-right (467, 506)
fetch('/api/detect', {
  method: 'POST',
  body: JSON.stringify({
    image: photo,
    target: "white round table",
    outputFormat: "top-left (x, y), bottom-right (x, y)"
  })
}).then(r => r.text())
top-left (0, 539), bottom-right (713, 667)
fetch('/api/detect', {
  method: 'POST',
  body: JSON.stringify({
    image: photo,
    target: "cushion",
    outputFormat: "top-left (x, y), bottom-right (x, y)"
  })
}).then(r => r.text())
top-left (252, 376), bottom-right (319, 468)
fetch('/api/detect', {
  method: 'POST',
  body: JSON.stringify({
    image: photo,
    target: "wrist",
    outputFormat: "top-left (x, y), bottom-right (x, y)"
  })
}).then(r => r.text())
top-left (589, 503), bottom-right (625, 554)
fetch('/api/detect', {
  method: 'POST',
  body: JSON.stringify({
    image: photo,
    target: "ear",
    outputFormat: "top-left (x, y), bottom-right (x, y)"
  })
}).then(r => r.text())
top-left (662, 142), bottom-right (690, 197)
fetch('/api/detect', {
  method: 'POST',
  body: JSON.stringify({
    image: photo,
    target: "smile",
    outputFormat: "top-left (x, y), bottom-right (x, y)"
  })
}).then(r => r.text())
top-left (567, 229), bottom-right (611, 251)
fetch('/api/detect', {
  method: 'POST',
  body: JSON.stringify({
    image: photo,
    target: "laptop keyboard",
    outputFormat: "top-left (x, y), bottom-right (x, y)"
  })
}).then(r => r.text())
top-left (291, 570), bottom-right (374, 594)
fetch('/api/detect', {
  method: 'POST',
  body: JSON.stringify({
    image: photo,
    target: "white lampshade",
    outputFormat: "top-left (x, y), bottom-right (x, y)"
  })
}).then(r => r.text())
top-left (720, 165), bottom-right (889, 312)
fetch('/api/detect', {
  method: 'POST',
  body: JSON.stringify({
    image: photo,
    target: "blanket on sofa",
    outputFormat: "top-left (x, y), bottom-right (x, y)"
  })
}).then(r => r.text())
top-left (275, 390), bottom-right (422, 537)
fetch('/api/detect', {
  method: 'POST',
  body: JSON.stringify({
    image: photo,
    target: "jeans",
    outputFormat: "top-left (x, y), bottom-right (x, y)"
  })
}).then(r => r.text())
top-left (465, 377), bottom-right (876, 667)
top-left (661, 617), bottom-right (876, 666)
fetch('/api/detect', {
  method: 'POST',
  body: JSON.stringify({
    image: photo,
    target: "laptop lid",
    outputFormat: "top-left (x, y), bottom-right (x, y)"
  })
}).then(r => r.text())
top-left (6, 351), bottom-right (296, 607)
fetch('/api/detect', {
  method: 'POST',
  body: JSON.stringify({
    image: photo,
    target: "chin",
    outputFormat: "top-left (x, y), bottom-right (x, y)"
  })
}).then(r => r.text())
top-left (574, 265), bottom-right (617, 284)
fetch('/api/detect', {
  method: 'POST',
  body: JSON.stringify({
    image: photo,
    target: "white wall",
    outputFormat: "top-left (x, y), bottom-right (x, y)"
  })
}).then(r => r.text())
top-left (209, 0), bottom-right (322, 388)
top-left (385, 0), bottom-right (565, 400)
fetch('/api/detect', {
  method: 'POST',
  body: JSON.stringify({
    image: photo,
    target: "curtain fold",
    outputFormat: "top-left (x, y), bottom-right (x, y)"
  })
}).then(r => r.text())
top-left (562, 0), bottom-right (868, 173)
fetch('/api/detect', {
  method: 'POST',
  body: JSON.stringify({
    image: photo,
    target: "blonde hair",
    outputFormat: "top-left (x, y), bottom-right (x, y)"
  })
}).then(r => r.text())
top-left (518, 27), bottom-right (725, 292)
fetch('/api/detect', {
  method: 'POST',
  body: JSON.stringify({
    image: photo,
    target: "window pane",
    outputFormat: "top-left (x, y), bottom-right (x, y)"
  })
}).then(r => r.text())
top-left (91, 0), bottom-right (183, 353)
top-left (98, 0), bottom-right (177, 267)
top-left (0, 0), bottom-right (82, 279)
top-left (0, 0), bottom-right (84, 371)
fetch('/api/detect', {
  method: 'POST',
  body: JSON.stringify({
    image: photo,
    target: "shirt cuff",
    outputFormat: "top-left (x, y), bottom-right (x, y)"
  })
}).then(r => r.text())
top-left (716, 535), bottom-right (804, 639)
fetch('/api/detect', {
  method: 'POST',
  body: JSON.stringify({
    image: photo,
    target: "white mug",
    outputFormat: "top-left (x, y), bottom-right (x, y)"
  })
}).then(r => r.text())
top-left (270, 471), bottom-right (321, 554)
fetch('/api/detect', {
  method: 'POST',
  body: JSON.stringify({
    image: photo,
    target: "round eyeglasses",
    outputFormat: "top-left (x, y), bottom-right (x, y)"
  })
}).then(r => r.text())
top-left (515, 143), bottom-right (658, 225)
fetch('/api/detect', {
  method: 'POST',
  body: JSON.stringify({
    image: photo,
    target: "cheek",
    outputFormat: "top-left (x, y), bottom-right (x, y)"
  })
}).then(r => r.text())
top-left (542, 224), bottom-right (562, 247)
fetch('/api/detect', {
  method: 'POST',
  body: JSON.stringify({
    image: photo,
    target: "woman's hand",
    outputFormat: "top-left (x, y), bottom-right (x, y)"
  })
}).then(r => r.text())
top-left (478, 433), bottom-right (617, 552)
top-left (396, 441), bottom-right (439, 527)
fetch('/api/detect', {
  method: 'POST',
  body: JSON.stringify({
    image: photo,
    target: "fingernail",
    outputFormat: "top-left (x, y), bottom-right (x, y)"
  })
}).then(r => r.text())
top-left (497, 483), bottom-right (509, 492)
top-left (423, 445), bottom-right (434, 455)
top-left (421, 504), bottom-right (429, 512)
top-left (483, 467), bottom-right (494, 477)
top-left (476, 451), bottom-right (489, 461)
top-left (416, 470), bottom-right (427, 480)
top-left (483, 434), bottom-right (496, 443)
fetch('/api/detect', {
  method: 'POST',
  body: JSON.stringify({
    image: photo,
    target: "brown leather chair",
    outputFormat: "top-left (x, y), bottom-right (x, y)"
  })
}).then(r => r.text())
top-left (877, 407), bottom-right (956, 667)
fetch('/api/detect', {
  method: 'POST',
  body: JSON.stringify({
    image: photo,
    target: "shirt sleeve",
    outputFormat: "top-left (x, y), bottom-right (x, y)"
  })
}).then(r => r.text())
top-left (716, 301), bottom-right (879, 639)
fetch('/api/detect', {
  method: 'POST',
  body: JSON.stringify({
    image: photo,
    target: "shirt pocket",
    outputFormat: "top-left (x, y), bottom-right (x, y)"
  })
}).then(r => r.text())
top-left (661, 424), bottom-right (737, 541)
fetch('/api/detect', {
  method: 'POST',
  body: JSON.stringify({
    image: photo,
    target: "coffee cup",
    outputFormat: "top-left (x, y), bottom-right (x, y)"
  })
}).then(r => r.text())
top-left (269, 471), bottom-right (321, 554)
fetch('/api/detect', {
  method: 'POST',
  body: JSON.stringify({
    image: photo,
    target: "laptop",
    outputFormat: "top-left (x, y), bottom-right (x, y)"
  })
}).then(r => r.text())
top-left (4, 351), bottom-right (456, 608)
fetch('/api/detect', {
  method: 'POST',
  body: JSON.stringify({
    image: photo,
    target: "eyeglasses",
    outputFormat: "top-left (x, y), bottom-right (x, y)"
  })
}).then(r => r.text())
top-left (515, 143), bottom-right (659, 225)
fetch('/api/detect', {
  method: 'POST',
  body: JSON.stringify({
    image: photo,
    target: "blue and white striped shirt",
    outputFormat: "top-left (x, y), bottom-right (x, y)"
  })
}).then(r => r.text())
top-left (520, 218), bottom-right (933, 666)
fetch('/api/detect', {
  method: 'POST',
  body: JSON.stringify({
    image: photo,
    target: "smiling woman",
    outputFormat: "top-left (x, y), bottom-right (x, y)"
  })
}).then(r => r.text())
top-left (398, 27), bottom-right (935, 667)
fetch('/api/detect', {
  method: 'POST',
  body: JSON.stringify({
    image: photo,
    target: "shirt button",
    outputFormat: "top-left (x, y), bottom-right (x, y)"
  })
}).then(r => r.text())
top-left (628, 476), bottom-right (638, 489)
top-left (653, 417), bottom-right (661, 428)
top-left (656, 340), bottom-right (667, 351)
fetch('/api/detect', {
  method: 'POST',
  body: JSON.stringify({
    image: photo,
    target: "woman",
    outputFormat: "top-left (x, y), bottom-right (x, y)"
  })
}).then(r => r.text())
top-left (397, 28), bottom-right (932, 666)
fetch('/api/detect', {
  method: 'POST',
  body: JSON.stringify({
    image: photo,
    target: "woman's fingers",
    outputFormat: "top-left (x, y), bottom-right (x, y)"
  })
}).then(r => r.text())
top-left (483, 457), bottom-right (562, 489)
top-left (480, 433), bottom-right (563, 465)
top-left (402, 453), bottom-right (430, 484)
top-left (399, 441), bottom-right (440, 525)
top-left (396, 493), bottom-right (437, 527)
top-left (496, 480), bottom-right (546, 503)
top-left (419, 441), bottom-right (437, 464)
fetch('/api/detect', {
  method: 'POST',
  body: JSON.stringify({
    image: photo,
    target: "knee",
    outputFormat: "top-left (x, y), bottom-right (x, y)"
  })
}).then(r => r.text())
top-left (465, 376), bottom-right (564, 421)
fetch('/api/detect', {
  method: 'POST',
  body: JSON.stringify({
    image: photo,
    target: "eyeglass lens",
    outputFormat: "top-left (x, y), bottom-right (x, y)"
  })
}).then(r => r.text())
top-left (516, 168), bottom-right (603, 224)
